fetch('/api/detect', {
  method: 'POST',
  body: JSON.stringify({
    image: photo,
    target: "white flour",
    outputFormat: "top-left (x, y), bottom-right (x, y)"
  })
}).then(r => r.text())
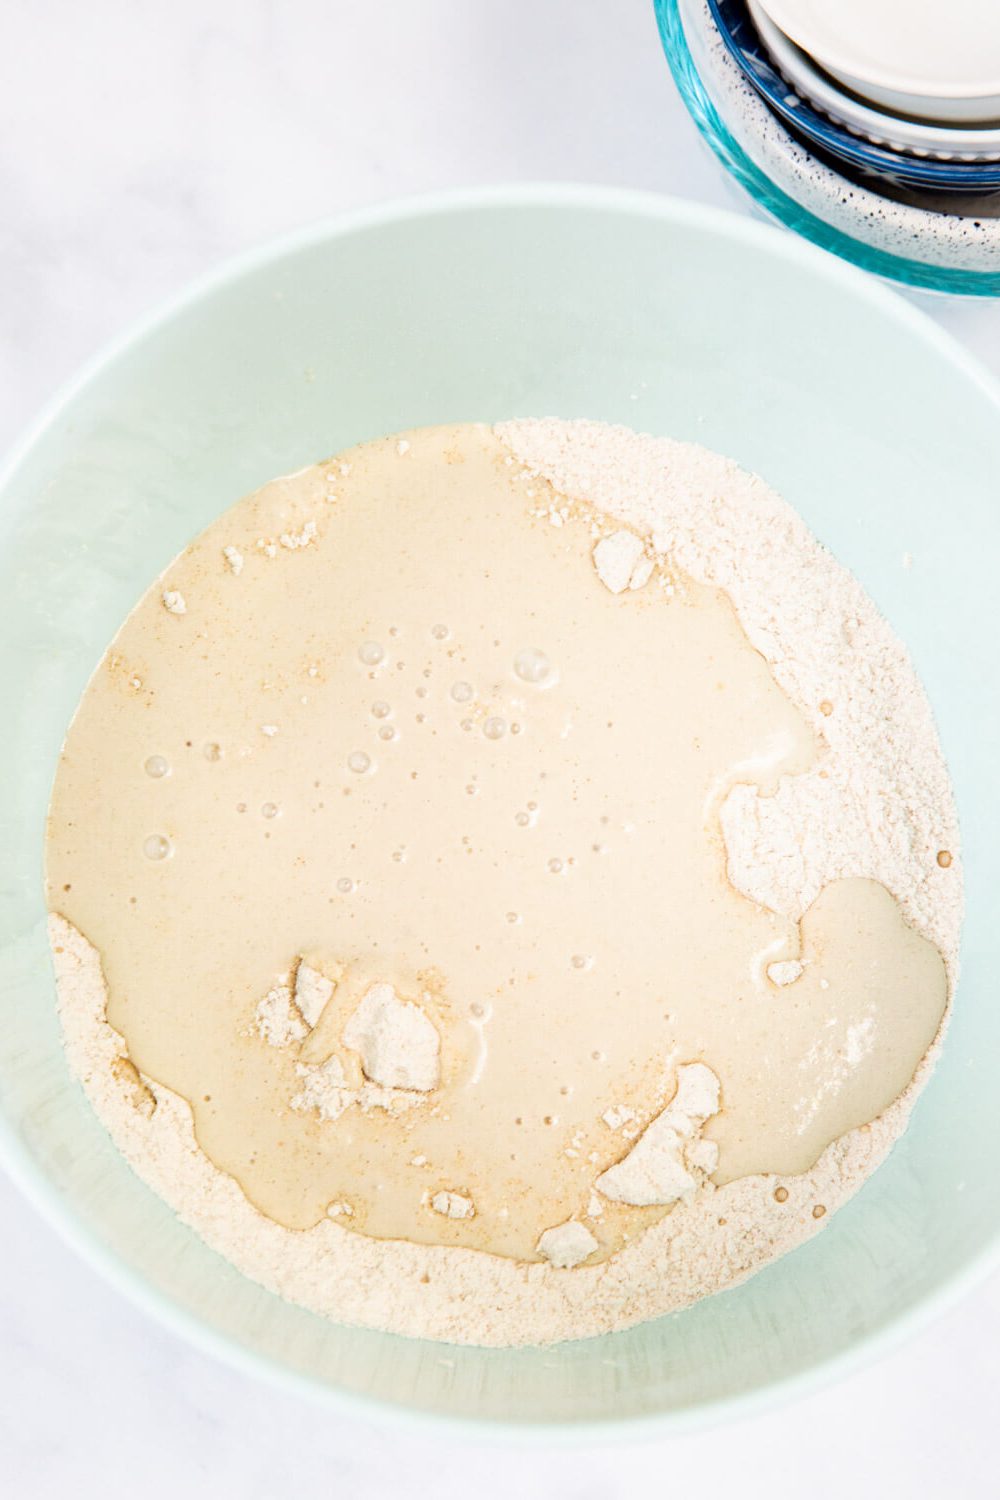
top-left (537, 1218), bottom-right (599, 1268)
top-left (341, 982), bottom-right (440, 1092)
top-left (293, 961), bottom-right (334, 1029)
top-left (592, 529), bottom-right (652, 594)
top-left (49, 419), bottom-right (962, 1348)
top-left (431, 1190), bottom-right (476, 1220)
top-left (595, 1063), bottom-right (720, 1208)
top-left (254, 982), bottom-right (306, 1047)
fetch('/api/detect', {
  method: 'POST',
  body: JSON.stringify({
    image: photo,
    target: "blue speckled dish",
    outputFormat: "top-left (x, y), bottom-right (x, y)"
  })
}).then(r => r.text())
top-left (707, 0), bottom-right (1000, 190)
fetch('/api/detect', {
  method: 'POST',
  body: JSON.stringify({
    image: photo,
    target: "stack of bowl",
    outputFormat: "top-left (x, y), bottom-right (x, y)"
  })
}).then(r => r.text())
top-left (655, 0), bottom-right (1000, 294)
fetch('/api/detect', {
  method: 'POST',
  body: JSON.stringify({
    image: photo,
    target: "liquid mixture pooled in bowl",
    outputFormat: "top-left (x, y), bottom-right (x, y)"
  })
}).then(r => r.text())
top-left (46, 420), bottom-right (962, 1346)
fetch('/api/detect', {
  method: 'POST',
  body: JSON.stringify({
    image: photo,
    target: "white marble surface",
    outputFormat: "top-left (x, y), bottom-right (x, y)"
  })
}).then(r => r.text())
top-left (2, 2), bottom-right (999, 1492)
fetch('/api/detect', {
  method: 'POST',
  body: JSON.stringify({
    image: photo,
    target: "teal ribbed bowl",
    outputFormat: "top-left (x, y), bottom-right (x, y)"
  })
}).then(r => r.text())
top-left (1, 188), bottom-right (998, 1434)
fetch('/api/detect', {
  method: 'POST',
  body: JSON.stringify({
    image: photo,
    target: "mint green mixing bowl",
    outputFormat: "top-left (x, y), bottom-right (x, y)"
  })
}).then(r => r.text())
top-left (1, 188), bottom-right (998, 1435)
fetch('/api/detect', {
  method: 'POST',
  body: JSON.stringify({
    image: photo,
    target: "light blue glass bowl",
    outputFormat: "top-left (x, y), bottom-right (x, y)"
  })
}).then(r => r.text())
top-left (1, 187), bottom-right (999, 1434)
top-left (656, 0), bottom-right (1000, 296)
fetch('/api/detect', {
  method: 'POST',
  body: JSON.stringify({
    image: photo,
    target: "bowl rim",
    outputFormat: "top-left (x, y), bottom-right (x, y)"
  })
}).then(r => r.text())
top-left (3, 182), bottom-right (1000, 1439)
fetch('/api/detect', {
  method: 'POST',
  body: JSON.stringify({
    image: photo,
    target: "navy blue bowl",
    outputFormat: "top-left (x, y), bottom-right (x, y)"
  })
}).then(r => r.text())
top-left (707, 0), bottom-right (1000, 191)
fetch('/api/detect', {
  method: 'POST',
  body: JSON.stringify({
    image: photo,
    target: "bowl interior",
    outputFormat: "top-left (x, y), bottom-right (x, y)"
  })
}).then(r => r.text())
top-left (1, 189), bottom-right (999, 1432)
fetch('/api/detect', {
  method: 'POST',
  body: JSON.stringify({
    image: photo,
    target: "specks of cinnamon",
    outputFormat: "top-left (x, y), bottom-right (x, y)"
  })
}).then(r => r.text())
top-left (812, 1204), bottom-right (827, 1220)
top-left (110, 1056), bottom-right (156, 1118)
top-left (773, 1186), bottom-right (788, 1203)
top-left (106, 652), bottom-right (147, 697)
top-left (937, 850), bottom-right (953, 869)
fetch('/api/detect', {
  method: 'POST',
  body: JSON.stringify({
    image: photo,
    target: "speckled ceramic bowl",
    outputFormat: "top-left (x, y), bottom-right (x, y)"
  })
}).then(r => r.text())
top-left (1, 188), bottom-right (999, 1433)
top-left (657, 0), bottom-right (1000, 294)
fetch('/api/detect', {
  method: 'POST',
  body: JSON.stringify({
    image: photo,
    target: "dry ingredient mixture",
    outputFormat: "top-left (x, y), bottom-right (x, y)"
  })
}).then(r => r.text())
top-left (46, 419), bottom-right (962, 1347)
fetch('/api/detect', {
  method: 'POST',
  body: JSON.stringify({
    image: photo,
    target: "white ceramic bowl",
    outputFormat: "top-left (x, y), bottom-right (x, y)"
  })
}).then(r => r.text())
top-left (748, 0), bottom-right (1000, 160)
top-left (757, 0), bottom-right (1000, 123)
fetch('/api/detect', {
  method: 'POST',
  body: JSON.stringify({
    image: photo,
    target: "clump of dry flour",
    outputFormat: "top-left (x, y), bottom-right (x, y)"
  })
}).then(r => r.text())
top-left (48, 419), bottom-right (962, 1348)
